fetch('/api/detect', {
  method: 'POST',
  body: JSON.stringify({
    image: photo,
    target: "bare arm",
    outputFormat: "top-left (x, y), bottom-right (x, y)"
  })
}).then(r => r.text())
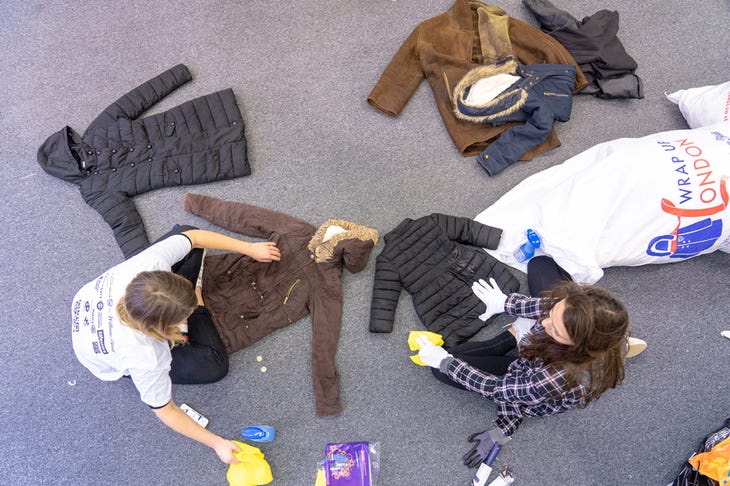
top-left (152, 400), bottom-right (240, 464)
top-left (182, 229), bottom-right (281, 262)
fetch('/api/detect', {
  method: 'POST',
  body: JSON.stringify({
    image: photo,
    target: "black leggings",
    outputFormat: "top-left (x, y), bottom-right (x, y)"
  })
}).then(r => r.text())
top-left (431, 255), bottom-right (571, 387)
top-left (155, 225), bottom-right (229, 384)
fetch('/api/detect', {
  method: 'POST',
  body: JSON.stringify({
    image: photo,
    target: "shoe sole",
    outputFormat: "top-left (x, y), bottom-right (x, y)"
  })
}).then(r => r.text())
top-left (626, 337), bottom-right (647, 358)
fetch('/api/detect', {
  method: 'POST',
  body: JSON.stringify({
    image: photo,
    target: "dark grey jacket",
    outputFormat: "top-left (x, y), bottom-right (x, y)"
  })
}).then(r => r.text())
top-left (523, 0), bottom-right (643, 99)
top-left (368, 214), bottom-right (520, 348)
top-left (37, 64), bottom-right (251, 258)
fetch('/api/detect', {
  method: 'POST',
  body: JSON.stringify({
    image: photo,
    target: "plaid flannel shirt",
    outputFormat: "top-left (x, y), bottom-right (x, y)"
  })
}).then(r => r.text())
top-left (444, 293), bottom-right (587, 436)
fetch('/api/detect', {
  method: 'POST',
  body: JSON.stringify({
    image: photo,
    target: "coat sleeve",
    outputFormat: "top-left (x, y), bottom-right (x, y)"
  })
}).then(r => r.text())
top-left (309, 292), bottom-right (345, 416)
top-left (85, 64), bottom-right (193, 132)
top-left (82, 190), bottom-right (149, 258)
top-left (183, 193), bottom-right (312, 238)
top-left (367, 26), bottom-right (425, 117)
top-left (475, 98), bottom-right (558, 176)
top-left (368, 252), bottom-right (402, 334)
top-left (431, 213), bottom-right (502, 250)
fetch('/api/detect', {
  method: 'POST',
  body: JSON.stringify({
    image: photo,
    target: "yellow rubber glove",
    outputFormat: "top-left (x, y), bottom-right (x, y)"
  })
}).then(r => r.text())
top-left (408, 330), bottom-right (444, 366)
top-left (226, 441), bottom-right (273, 486)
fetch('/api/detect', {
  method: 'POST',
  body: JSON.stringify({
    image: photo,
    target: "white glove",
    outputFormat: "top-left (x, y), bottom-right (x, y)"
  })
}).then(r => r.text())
top-left (510, 317), bottom-right (536, 343)
top-left (416, 335), bottom-right (452, 368)
top-left (472, 278), bottom-right (507, 321)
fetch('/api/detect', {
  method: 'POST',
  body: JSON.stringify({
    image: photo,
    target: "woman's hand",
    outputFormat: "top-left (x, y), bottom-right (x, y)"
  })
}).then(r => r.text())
top-left (246, 241), bottom-right (281, 262)
top-left (212, 438), bottom-right (241, 464)
top-left (183, 230), bottom-right (281, 263)
top-left (416, 335), bottom-right (452, 368)
top-left (472, 278), bottom-right (507, 321)
top-left (152, 401), bottom-right (242, 465)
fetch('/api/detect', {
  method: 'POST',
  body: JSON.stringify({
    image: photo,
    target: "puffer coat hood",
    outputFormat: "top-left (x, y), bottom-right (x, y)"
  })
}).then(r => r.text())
top-left (37, 127), bottom-right (89, 183)
top-left (37, 64), bottom-right (251, 258)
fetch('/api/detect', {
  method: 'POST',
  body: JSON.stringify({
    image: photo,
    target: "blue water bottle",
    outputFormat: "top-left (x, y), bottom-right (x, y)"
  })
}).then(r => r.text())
top-left (513, 229), bottom-right (541, 263)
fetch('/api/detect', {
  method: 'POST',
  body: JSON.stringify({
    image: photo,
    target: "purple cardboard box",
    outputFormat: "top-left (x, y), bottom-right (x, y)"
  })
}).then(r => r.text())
top-left (324, 442), bottom-right (371, 486)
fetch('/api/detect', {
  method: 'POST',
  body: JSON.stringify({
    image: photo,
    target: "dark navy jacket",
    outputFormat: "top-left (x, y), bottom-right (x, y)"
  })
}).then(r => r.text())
top-left (453, 57), bottom-right (576, 176)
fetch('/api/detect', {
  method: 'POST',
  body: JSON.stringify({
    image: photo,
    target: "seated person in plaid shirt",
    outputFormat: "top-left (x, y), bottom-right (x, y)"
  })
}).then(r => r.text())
top-left (417, 256), bottom-right (644, 468)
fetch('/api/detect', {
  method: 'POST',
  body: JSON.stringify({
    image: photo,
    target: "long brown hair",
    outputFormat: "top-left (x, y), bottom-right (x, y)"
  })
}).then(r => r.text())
top-left (116, 270), bottom-right (197, 346)
top-left (520, 281), bottom-right (629, 402)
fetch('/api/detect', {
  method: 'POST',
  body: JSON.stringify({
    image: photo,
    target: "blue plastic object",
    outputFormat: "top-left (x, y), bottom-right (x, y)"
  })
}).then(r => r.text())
top-left (513, 229), bottom-right (541, 263)
top-left (241, 425), bottom-right (276, 442)
top-left (484, 442), bottom-right (502, 466)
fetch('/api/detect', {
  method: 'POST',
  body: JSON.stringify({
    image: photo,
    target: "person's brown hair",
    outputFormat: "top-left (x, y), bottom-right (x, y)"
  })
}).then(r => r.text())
top-left (116, 271), bottom-right (197, 347)
top-left (520, 281), bottom-right (629, 402)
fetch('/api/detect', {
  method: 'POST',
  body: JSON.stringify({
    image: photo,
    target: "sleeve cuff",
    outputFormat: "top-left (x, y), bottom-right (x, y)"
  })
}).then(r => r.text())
top-left (476, 151), bottom-right (511, 176)
top-left (148, 399), bottom-right (171, 410)
top-left (439, 356), bottom-right (456, 374)
top-left (494, 416), bottom-right (518, 437)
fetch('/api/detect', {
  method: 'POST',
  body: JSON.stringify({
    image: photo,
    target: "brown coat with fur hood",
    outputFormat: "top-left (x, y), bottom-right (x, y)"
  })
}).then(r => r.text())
top-left (183, 193), bottom-right (378, 416)
top-left (368, 0), bottom-right (587, 160)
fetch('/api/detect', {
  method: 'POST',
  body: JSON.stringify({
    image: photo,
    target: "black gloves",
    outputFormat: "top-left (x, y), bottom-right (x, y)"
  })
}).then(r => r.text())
top-left (463, 427), bottom-right (510, 468)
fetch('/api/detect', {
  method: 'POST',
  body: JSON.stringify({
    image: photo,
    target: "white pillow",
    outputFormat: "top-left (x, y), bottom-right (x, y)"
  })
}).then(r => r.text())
top-left (666, 81), bottom-right (730, 128)
top-left (475, 123), bottom-right (730, 284)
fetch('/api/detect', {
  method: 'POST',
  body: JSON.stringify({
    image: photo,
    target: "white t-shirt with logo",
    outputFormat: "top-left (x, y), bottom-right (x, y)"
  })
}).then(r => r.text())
top-left (71, 235), bottom-right (192, 407)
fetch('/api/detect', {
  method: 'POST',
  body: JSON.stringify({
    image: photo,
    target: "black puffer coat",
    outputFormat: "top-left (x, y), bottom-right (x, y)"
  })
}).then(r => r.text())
top-left (37, 64), bottom-right (251, 258)
top-left (368, 214), bottom-right (520, 348)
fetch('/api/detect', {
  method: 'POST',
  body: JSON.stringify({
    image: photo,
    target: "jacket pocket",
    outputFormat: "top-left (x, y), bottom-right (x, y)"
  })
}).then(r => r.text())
top-left (283, 278), bottom-right (301, 304)
top-left (164, 113), bottom-right (177, 136)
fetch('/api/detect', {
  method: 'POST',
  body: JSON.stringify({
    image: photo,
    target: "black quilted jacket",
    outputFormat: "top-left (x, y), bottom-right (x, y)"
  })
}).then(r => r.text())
top-left (37, 64), bottom-right (251, 258)
top-left (368, 214), bottom-right (520, 348)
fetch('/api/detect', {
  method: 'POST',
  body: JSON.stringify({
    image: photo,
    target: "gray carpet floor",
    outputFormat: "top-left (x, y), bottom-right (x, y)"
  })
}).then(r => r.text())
top-left (1, 1), bottom-right (728, 485)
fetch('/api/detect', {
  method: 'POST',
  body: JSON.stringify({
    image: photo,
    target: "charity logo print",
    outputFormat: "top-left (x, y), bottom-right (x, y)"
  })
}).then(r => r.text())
top-left (649, 137), bottom-right (728, 258)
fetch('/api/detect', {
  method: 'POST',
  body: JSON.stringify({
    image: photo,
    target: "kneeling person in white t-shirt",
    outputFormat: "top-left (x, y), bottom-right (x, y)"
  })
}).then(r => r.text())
top-left (71, 226), bottom-right (281, 464)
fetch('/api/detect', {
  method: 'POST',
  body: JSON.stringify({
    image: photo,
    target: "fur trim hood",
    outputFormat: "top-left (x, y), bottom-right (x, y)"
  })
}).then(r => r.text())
top-left (452, 57), bottom-right (526, 123)
top-left (452, 56), bottom-right (577, 126)
top-left (307, 219), bottom-right (379, 273)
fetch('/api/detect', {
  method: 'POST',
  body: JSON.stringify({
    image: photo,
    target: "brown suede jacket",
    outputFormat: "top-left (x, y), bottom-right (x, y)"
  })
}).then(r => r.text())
top-left (368, 0), bottom-right (587, 160)
top-left (183, 193), bottom-right (378, 416)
